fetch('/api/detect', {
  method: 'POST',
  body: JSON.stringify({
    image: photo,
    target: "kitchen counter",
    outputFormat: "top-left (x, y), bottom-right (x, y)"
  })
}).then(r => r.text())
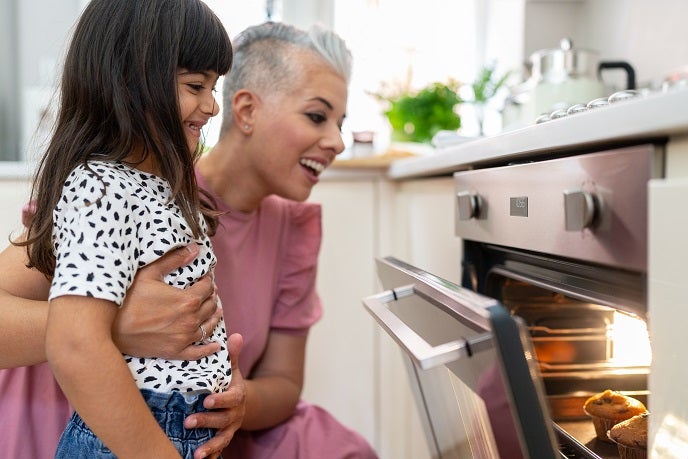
top-left (0, 161), bottom-right (35, 180)
top-left (388, 87), bottom-right (688, 180)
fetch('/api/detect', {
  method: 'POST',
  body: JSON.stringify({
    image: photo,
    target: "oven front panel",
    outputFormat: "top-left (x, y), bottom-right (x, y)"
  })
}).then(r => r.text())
top-left (453, 144), bottom-right (660, 272)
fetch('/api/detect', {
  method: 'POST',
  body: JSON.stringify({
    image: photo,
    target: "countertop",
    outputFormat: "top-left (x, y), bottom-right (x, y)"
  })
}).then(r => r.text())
top-left (387, 87), bottom-right (688, 180)
top-left (0, 161), bottom-right (36, 180)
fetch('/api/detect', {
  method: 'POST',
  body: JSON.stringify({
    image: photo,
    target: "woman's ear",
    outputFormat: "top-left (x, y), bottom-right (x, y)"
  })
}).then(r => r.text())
top-left (232, 89), bottom-right (256, 134)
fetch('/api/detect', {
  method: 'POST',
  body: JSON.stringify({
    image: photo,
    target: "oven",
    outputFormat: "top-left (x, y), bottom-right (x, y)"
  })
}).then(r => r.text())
top-left (364, 143), bottom-right (660, 458)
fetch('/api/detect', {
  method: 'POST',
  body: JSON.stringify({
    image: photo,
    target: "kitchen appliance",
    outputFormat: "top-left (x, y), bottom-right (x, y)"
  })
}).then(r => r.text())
top-left (364, 144), bottom-right (658, 458)
top-left (502, 38), bottom-right (635, 130)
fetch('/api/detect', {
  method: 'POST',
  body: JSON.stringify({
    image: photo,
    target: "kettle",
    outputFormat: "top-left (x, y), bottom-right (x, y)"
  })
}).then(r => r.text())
top-left (503, 38), bottom-right (635, 129)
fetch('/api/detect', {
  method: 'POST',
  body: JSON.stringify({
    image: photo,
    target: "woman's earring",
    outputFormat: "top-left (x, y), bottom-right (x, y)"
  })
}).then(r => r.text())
top-left (244, 124), bottom-right (250, 131)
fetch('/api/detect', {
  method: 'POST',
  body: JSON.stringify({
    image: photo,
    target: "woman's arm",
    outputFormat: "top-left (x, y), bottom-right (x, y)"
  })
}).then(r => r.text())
top-left (186, 331), bottom-right (303, 458)
top-left (186, 332), bottom-right (246, 459)
top-left (46, 295), bottom-right (181, 458)
top-left (0, 242), bottom-right (53, 367)
top-left (112, 243), bottom-right (223, 360)
top-left (0, 241), bottom-right (220, 368)
top-left (201, 331), bottom-right (306, 432)
top-left (242, 331), bottom-right (306, 429)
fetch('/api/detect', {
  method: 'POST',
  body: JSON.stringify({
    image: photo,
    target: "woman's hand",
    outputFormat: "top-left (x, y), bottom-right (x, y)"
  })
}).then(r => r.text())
top-left (112, 243), bottom-right (222, 360)
top-left (187, 333), bottom-right (247, 459)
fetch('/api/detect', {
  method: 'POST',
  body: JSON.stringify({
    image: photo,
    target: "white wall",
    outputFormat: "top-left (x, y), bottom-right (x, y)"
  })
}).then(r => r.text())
top-left (581, 0), bottom-right (688, 87)
top-left (283, 0), bottom-right (334, 29)
top-left (522, 0), bottom-right (688, 88)
top-left (0, 169), bottom-right (32, 250)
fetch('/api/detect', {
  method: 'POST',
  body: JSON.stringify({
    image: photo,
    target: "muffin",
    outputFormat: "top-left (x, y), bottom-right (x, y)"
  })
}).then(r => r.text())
top-left (609, 412), bottom-right (648, 459)
top-left (583, 389), bottom-right (647, 441)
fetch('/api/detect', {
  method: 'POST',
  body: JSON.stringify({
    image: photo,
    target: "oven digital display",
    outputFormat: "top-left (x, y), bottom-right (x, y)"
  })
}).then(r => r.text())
top-left (510, 196), bottom-right (528, 217)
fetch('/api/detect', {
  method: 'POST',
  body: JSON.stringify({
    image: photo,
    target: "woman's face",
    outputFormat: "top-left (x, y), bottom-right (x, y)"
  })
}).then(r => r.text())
top-left (177, 68), bottom-right (221, 153)
top-left (249, 51), bottom-right (348, 202)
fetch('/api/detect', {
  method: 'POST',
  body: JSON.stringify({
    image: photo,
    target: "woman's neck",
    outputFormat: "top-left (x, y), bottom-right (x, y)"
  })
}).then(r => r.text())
top-left (196, 135), bottom-right (265, 213)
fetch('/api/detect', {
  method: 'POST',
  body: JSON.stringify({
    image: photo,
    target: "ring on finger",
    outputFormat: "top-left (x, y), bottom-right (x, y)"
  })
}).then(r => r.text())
top-left (199, 324), bottom-right (207, 342)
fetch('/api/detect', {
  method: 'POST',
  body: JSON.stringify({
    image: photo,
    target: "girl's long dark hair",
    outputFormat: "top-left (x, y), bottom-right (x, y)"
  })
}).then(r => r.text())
top-left (20, 0), bottom-right (232, 276)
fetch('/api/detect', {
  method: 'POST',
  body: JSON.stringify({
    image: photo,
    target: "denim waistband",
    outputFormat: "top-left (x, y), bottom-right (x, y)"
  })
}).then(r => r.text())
top-left (68, 389), bottom-right (213, 442)
top-left (142, 389), bottom-right (211, 415)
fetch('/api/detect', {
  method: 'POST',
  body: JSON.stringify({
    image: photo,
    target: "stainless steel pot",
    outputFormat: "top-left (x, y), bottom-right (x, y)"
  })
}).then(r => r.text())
top-left (530, 38), bottom-right (635, 90)
top-left (502, 38), bottom-right (635, 130)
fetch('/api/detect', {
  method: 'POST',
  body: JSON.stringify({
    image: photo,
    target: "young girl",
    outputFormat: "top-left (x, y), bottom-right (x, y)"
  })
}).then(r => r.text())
top-left (19, 0), bottom-right (233, 457)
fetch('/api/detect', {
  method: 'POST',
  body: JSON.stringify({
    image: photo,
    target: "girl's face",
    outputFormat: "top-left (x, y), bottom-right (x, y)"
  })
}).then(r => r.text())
top-left (177, 68), bottom-right (221, 153)
top-left (250, 51), bottom-right (348, 202)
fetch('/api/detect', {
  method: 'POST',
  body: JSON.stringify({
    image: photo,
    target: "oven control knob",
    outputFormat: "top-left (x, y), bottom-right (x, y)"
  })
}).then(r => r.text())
top-left (563, 189), bottom-right (597, 231)
top-left (457, 191), bottom-right (481, 220)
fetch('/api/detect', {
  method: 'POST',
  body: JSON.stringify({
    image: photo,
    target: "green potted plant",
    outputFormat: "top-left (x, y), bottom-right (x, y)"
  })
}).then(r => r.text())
top-left (371, 79), bottom-right (462, 144)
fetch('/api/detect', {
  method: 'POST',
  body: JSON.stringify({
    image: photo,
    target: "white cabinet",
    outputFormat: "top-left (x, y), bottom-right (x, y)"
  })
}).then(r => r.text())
top-left (0, 175), bottom-right (31, 249)
top-left (305, 169), bottom-right (462, 459)
top-left (377, 177), bottom-right (463, 459)
top-left (304, 169), bottom-right (392, 451)
top-left (647, 134), bottom-right (688, 456)
top-left (391, 177), bottom-right (463, 282)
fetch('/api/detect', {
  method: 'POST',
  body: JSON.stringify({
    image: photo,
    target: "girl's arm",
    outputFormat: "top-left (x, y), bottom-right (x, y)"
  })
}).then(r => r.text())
top-left (46, 295), bottom-right (182, 458)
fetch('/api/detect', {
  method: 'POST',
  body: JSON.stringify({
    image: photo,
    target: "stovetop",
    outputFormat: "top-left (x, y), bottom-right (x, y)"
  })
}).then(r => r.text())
top-left (388, 86), bottom-right (688, 179)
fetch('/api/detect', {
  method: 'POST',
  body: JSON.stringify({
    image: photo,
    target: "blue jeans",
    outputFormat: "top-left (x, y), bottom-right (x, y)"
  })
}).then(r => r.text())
top-left (55, 389), bottom-right (217, 458)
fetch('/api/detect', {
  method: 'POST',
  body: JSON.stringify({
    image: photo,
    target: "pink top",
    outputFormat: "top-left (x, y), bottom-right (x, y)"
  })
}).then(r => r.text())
top-left (0, 363), bottom-right (71, 458)
top-left (198, 173), bottom-right (323, 376)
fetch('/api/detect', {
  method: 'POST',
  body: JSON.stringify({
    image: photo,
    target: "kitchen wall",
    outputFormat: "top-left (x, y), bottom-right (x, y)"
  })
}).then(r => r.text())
top-left (523, 0), bottom-right (688, 88)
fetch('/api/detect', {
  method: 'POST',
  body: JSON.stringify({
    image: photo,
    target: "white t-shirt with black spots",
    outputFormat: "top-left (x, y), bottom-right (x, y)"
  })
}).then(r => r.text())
top-left (49, 161), bottom-right (231, 394)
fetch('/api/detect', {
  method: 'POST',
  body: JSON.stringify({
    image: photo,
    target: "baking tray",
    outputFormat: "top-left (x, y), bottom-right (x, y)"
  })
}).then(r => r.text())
top-left (555, 421), bottom-right (621, 459)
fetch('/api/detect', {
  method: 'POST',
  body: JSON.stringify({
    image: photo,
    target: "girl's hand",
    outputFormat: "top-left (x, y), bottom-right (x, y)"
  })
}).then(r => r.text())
top-left (187, 333), bottom-right (246, 459)
top-left (112, 243), bottom-right (222, 360)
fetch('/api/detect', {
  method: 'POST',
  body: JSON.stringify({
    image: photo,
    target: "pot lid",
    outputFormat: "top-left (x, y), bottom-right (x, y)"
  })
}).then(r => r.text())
top-left (530, 38), bottom-right (599, 82)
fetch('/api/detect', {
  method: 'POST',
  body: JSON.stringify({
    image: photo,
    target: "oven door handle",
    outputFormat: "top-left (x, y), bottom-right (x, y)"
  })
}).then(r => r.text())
top-left (363, 284), bottom-right (493, 370)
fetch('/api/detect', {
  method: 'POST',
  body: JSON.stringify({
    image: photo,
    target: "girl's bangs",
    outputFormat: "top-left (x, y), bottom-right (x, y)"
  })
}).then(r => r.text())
top-left (179, 6), bottom-right (232, 75)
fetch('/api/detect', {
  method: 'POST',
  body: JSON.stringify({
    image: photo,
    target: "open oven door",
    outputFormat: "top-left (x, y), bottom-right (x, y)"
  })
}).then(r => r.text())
top-left (363, 256), bottom-right (561, 459)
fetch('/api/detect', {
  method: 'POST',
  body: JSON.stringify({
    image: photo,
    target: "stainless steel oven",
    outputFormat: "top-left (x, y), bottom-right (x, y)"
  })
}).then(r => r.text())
top-left (364, 144), bottom-right (660, 458)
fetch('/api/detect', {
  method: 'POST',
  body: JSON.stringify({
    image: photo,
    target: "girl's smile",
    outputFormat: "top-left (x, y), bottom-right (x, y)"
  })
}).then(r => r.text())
top-left (178, 68), bottom-right (221, 153)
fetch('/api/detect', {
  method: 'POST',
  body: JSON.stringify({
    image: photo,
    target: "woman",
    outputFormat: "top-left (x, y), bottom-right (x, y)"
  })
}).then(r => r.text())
top-left (195, 22), bottom-right (376, 458)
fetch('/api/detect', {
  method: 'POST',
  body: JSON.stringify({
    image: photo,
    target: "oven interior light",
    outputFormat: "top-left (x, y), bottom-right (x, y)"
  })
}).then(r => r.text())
top-left (608, 311), bottom-right (652, 366)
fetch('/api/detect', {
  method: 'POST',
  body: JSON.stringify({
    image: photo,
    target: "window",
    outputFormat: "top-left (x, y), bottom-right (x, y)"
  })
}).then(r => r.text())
top-left (1, 0), bottom-right (85, 163)
top-left (334, 0), bottom-right (479, 149)
top-left (0, 0), bottom-right (19, 161)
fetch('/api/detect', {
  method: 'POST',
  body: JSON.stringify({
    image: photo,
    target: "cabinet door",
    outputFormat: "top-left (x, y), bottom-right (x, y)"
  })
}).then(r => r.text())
top-left (304, 177), bottom-right (386, 451)
top-left (393, 177), bottom-right (463, 283)
top-left (0, 178), bottom-right (31, 249)
top-left (377, 176), bottom-right (463, 458)
top-left (648, 177), bottom-right (688, 456)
